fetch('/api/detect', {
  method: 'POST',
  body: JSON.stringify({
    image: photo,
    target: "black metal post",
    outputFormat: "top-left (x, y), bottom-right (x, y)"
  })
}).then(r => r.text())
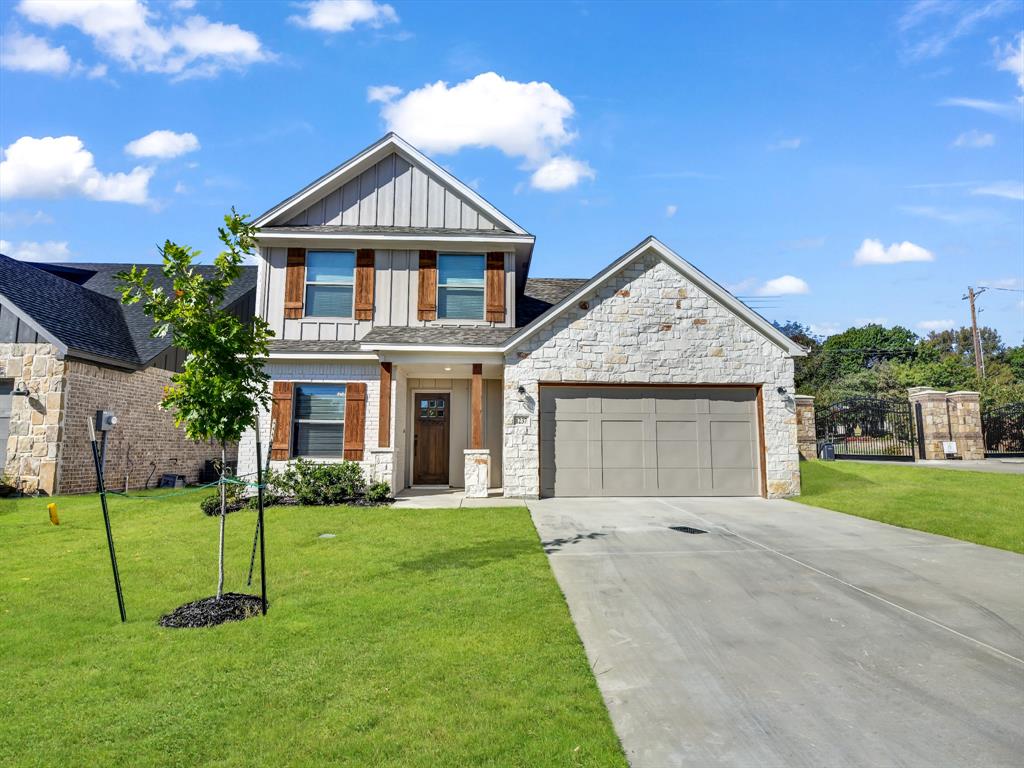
top-left (90, 425), bottom-right (125, 623)
top-left (255, 435), bottom-right (267, 615)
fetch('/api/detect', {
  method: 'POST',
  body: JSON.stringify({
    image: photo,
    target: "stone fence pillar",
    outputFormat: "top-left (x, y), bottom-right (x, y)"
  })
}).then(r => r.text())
top-left (907, 388), bottom-right (950, 460)
top-left (946, 391), bottom-right (984, 460)
top-left (464, 449), bottom-right (490, 498)
top-left (794, 395), bottom-right (817, 460)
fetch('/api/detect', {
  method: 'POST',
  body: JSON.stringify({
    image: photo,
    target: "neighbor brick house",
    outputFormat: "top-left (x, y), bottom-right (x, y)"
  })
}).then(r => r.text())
top-left (238, 134), bottom-right (806, 498)
top-left (0, 257), bottom-right (255, 494)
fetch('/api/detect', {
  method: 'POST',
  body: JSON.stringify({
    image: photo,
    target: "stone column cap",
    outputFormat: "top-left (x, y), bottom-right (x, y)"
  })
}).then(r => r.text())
top-left (464, 448), bottom-right (490, 455)
top-left (945, 390), bottom-right (981, 397)
top-left (907, 387), bottom-right (946, 397)
top-left (367, 447), bottom-right (395, 454)
top-left (793, 394), bottom-right (815, 401)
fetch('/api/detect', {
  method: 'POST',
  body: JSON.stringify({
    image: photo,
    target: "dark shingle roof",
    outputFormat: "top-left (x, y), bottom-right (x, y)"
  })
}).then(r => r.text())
top-left (268, 340), bottom-right (363, 353)
top-left (0, 255), bottom-right (256, 367)
top-left (517, 277), bottom-right (589, 326)
top-left (361, 326), bottom-right (517, 347)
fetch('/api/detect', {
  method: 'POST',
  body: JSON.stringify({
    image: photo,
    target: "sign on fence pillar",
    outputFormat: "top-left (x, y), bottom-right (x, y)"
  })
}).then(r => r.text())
top-left (794, 395), bottom-right (816, 460)
top-left (946, 391), bottom-right (984, 460)
top-left (908, 388), bottom-right (951, 460)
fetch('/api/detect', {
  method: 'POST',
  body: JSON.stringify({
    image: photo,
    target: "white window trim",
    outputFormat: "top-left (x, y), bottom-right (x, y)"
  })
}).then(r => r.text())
top-left (304, 251), bottom-right (355, 320)
top-left (437, 252), bottom-right (486, 321)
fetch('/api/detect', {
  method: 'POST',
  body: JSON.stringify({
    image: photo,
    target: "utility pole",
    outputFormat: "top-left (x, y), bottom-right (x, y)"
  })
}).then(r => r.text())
top-left (963, 286), bottom-right (987, 380)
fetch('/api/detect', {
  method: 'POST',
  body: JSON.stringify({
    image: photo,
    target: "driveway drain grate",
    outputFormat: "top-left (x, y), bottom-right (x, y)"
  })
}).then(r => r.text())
top-left (669, 525), bottom-right (707, 535)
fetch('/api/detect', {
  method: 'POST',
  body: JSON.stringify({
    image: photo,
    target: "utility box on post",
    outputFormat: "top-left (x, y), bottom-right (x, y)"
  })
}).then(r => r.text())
top-left (95, 410), bottom-right (118, 432)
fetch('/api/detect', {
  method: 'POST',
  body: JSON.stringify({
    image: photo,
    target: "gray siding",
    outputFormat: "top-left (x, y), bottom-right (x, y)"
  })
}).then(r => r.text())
top-left (263, 247), bottom-right (517, 340)
top-left (285, 153), bottom-right (501, 231)
top-left (0, 301), bottom-right (43, 343)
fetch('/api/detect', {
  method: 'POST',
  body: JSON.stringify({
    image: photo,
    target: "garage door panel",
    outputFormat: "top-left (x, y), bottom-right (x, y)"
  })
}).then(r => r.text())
top-left (540, 386), bottom-right (761, 497)
top-left (655, 419), bottom-right (698, 441)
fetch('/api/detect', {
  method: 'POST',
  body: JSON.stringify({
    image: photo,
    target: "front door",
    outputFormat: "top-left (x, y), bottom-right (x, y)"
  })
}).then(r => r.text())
top-left (414, 393), bottom-right (450, 485)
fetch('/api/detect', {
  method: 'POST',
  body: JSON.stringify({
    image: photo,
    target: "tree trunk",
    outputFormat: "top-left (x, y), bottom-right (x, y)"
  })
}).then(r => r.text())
top-left (217, 441), bottom-right (226, 599)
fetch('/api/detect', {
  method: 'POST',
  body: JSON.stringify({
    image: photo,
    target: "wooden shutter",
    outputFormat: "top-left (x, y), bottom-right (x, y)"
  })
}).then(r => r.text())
top-left (354, 248), bottom-right (375, 321)
top-left (417, 250), bottom-right (437, 321)
top-left (485, 252), bottom-right (506, 322)
top-left (269, 381), bottom-right (293, 460)
top-left (284, 248), bottom-right (306, 319)
top-left (343, 382), bottom-right (367, 461)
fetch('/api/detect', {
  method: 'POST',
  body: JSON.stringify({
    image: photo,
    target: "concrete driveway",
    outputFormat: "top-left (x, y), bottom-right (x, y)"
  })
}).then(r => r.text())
top-left (529, 496), bottom-right (1024, 768)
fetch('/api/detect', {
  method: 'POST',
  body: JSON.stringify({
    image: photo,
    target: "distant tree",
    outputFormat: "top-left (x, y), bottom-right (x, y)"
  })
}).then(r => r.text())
top-left (117, 211), bottom-right (272, 599)
top-left (811, 324), bottom-right (918, 391)
top-left (774, 321), bottom-right (824, 395)
top-left (920, 326), bottom-right (1003, 365)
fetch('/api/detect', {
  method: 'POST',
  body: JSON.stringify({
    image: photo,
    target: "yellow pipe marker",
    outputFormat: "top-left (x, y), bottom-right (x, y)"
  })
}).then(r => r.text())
top-left (48, 503), bottom-right (59, 526)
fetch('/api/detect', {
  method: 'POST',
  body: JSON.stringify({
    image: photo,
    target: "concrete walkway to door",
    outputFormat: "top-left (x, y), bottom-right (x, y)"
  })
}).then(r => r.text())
top-left (529, 496), bottom-right (1024, 768)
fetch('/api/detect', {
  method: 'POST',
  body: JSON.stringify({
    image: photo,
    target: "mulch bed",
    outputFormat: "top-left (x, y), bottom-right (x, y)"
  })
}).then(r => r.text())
top-left (159, 592), bottom-right (266, 628)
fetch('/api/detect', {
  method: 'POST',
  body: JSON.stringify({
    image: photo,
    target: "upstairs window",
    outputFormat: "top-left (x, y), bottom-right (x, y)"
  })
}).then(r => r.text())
top-left (305, 251), bottom-right (355, 317)
top-left (292, 384), bottom-right (346, 457)
top-left (437, 254), bottom-right (485, 320)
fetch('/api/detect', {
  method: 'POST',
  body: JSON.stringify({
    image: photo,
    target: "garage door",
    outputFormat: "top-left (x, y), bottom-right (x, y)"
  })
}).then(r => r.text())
top-left (540, 386), bottom-right (761, 497)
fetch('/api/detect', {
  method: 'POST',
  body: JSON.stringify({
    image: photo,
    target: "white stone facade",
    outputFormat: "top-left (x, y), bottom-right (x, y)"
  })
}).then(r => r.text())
top-left (463, 449), bottom-right (490, 498)
top-left (237, 361), bottom-right (395, 488)
top-left (501, 253), bottom-right (800, 499)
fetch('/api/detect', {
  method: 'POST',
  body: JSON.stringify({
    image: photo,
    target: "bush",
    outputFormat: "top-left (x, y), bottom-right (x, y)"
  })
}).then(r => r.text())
top-left (365, 480), bottom-right (391, 503)
top-left (277, 458), bottom-right (366, 506)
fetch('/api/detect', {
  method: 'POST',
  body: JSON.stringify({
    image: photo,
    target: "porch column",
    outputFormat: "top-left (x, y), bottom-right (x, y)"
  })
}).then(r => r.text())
top-left (471, 363), bottom-right (483, 449)
top-left (465, 363), bottom-right (489, 498)
top-left (378, 362), bottom-right (392, 448)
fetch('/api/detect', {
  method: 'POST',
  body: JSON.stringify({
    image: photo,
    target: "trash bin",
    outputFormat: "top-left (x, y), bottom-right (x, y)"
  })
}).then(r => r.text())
top-left (818, 442), bottom-right (835, 461)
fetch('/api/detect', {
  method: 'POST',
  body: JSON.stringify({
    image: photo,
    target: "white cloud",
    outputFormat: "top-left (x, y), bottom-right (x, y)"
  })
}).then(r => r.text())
top-left (0, 238), bottom-right (71, 262)
top-left (970, 180), bottom-right (1024, 200)
top-left (899, 205), bottom-right (992, 224)
top-left (665, 204), bottom-right (678, 218)
top-left (290, 0), bottom-right (398, 32)
top-left (756, 275), bottom-right (810, 296)
top-left (16, 0), bottom-right (271, 79)
top-left (174, 181), bottom-right (188, 194)
top-left (125, 130), bottom-right (200, 159)
top-left (769, 137), bottom-right (802, 151)
top-left (899, 0), bottom-right (1015, 59)
top-left (938, 97), bottom-right (1020, 118)
top-left (979, 277), bottom-right (1023, 290)
top-left (529, 156), bottom-right (595, 191)
top-left (853, 238), bottom-right (935, 265)
top-left (373, 72), bottom-right (593, 191)
top-left (0, 209), bottom-right (54, 228)
top-left (916, 319), bottom-right (955, 331)
top-left (0, 135), bottom-right (153, 204)
top-left (951, 129), bottom-right (995, 147)
top-left (0, 31), bottom-right (70, 73)
top-left (366, 84), bottom-right (401, 103)
top-left (809, 322), bottom-right (842, 338)
top-left (170, 0), bottom-right (196, 8)
top-left (994, 32), bottom-right (1023, 91)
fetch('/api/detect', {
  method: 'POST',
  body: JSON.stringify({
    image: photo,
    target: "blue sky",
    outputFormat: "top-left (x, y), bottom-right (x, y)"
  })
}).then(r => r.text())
top-left (1, 0), bottom-right (1022, 341)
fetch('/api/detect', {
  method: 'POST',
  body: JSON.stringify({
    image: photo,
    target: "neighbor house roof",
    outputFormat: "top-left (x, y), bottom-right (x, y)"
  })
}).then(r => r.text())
top-left (0, 254), bottom-right (257, 368)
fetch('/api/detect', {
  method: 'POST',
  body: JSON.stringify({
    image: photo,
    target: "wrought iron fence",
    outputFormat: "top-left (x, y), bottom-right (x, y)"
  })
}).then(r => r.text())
top-left (982, 403), bottom-right (1024, 457)
top-left (816, 396), bottom-right (916, 461)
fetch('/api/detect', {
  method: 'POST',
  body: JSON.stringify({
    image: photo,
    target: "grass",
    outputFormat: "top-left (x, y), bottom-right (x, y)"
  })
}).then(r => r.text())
top-left (794, 460), bottom-right (1024, 554)
top-left (0, 490), bottom-right (625, 768)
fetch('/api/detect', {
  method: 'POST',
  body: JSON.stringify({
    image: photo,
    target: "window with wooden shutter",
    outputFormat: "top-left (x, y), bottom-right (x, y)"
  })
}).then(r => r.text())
top-left (354, 249), bottom-right (375, 320)
top-left (284, 249), bottom-right (306, 319)
top-left (342, 382), bottom-right (367, 461)
top-left (417, 250), bottom-right (437, 321)
top-left (269, 381), bottom-right (293, 460)
top-left (485, 252), bottom-right (505, 322)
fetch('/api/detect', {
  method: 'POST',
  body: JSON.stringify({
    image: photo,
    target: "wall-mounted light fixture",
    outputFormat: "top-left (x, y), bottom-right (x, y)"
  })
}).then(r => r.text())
top-left (517, 385), bottom-right (526, 396)
top-left (12, 380), bottom-right (29, 397)
top-left (777, 386), bottom-right (787, 395)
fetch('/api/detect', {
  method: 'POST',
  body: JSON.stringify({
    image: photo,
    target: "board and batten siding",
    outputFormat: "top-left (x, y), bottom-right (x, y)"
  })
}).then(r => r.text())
top-left (284, 153), bottom-right (502, 231)
top-left (262, 247), bottom-right (517, 340)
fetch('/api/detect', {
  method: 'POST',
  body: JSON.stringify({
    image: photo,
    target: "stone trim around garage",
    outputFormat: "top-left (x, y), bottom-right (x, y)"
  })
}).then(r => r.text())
top-left (501, 253), bottom-right (800, 499)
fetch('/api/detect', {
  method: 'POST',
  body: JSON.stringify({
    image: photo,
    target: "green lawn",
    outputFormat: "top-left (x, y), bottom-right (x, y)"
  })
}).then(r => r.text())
top-left (795, 460), bottom-right (1024, 554)
top-left (0, 491), bottom-right (625, 768)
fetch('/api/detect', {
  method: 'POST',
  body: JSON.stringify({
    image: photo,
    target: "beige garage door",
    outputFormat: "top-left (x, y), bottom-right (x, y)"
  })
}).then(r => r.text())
top-left (540, 386), bottom-right (761, 497)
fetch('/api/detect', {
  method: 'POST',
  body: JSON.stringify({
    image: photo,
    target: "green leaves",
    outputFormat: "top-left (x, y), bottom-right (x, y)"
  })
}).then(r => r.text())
top-left (115, 210), bottom-right (272, 444)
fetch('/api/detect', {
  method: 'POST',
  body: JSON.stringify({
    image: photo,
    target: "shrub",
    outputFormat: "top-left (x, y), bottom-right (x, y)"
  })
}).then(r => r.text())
top-left (277, 458), bottom-right (366, 506)
top-left (365, 480), bottom-right (391, 503)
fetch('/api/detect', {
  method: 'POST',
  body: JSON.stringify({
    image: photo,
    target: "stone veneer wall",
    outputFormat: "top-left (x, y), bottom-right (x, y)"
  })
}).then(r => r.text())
top-left (502, 254), bottom-right (800, 498)
top-left (794, 395), bottom-right (817, 460)
top-left (0, 343), bottom-right (65, 494)
top-left (237, 361), bottom-right (388, 486)
top-left (59, 360), bottom-right (231, 494)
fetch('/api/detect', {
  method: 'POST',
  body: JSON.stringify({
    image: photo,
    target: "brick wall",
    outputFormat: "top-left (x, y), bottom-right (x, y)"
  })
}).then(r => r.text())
top-left (58, 360), bottom-right (232, 494)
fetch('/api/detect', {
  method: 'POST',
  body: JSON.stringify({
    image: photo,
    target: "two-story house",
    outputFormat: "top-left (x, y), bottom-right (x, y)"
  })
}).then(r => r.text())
top-left (238, 134), bottom-right (805, 499)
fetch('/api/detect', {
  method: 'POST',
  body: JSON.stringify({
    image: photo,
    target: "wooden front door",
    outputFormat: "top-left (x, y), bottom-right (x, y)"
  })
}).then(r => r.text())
top-left (413, 393), bottom-right (450, 485)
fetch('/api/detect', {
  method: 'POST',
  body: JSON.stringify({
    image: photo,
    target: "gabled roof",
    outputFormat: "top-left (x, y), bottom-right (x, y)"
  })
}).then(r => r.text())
top-left (0, 255), bottom-right (257, 367)
top-left (254, 133), bottom-right (529, 235)
top-left (500, 237), bottom-right (807, 357)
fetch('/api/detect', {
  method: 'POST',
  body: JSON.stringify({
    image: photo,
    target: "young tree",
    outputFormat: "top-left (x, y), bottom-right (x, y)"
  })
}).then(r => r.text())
top-left (118, 211), bottom-right (272, 599)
